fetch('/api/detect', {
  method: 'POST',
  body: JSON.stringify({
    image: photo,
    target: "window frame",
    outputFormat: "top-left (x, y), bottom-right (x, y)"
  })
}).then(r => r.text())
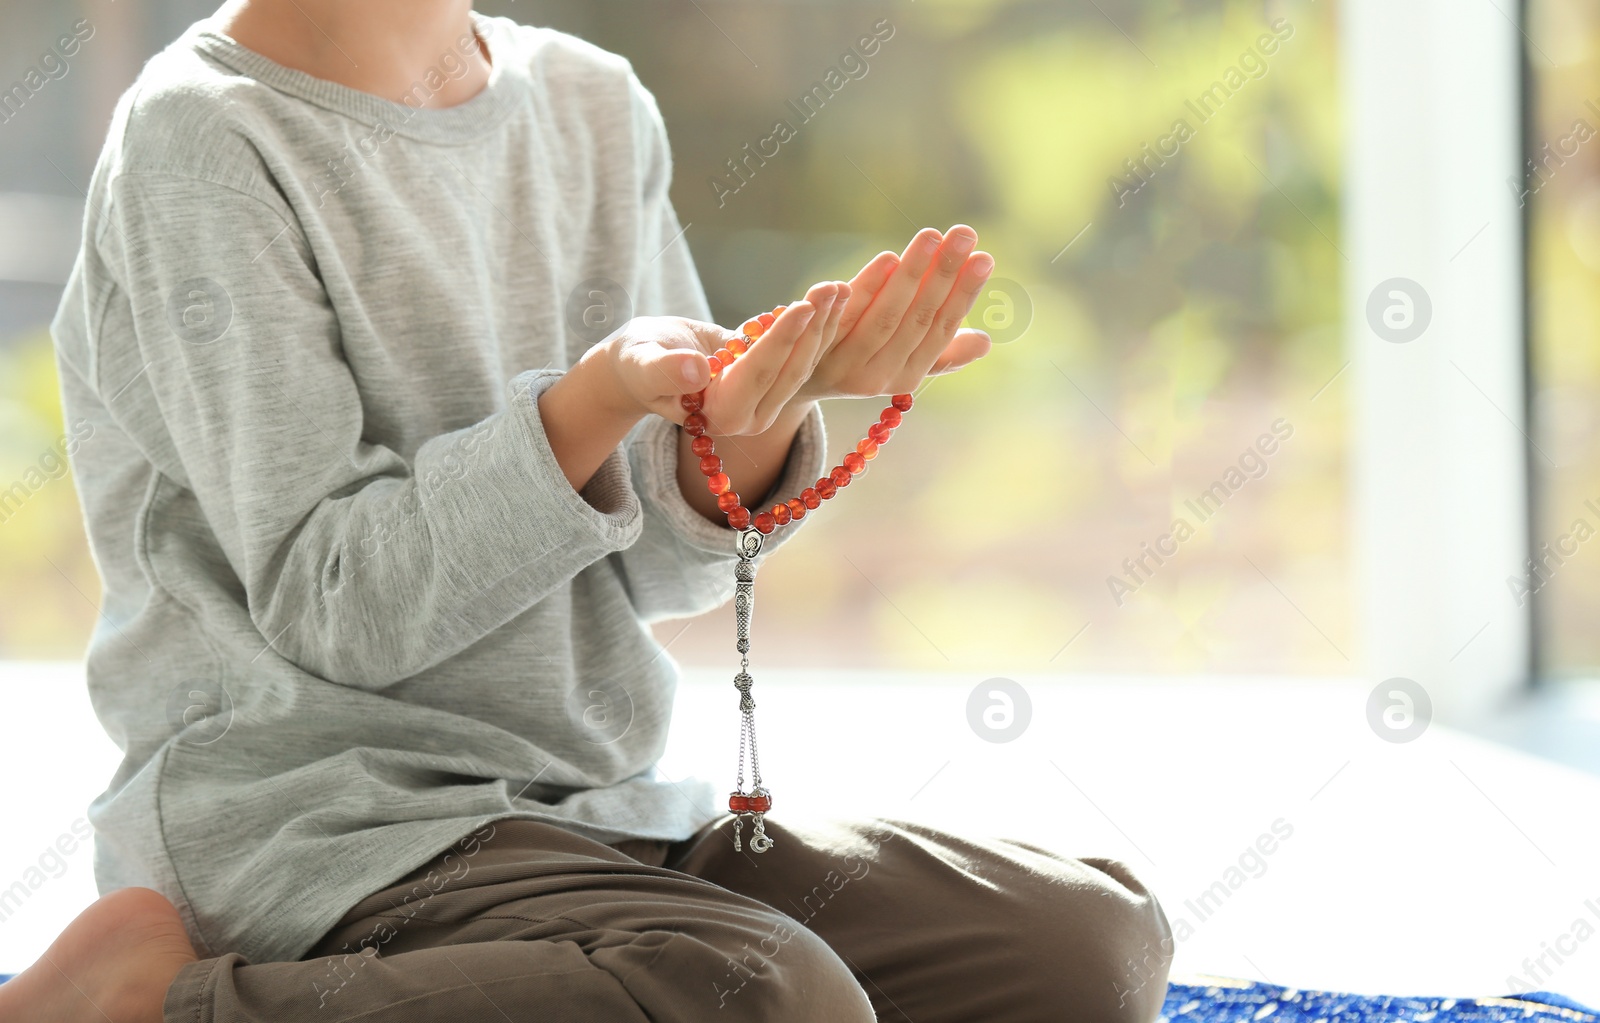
top-left (1343, 0), bottom-right (1532, 720)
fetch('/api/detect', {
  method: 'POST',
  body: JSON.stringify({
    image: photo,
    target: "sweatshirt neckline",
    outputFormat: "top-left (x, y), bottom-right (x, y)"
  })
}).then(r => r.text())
top-left (187, 12), bottom-right (520, 144)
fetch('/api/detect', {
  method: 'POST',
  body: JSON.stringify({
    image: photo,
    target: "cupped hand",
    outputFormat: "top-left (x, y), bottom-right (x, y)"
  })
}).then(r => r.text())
top-left (795, 225), bottom-right (994, 403)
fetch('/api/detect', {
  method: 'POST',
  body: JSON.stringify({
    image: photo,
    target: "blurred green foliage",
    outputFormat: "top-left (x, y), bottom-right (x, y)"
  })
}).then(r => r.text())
top-left (0, 332), bottom-right (97, 654)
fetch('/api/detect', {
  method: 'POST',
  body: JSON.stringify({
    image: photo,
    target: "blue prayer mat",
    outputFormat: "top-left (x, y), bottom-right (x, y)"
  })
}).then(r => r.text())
top-left (1162, 977), bottom-right (1598, 1021)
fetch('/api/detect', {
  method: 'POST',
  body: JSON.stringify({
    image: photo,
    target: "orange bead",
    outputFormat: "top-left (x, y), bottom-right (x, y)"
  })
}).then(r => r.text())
top-left (830, 466), bottom-right (852, 488)
top-left (892, 393), bottom-right (914, 412)
top-left (718, 491), bottom-right (742, 513)
top-left (714, 348), bottom-right (735, 366)
top-left (742, 319), bottom-right (764, 339)
top-left (699, 455), bottom-right (722, 476)
top-left (681, 392), bottom-right (704, 413)
top-left (856, 438), bottom-right (878, 460)
top-left (800, 487), bottom-right (821, 509)
top-left (753, 511), bottom-right (776, 535)
top-left (727, 505), bottom-right (751, 530)
top-left (843, 452), bottom-right (866, 475)
top-left (787, 498), bottom-right (806, 520)
top-left (816, 478), bottom-right (837, 500)
top-left (692, 435), bottom-right (715, 457)
top-left (880, 407), bottom-right (902, 428)
top-left (684, 413), bottom-right (707, 437)
top-left (707, 472), bottom-right (731, 495)
top-left (772, 503), bottom-right (791, 526)
top-left (758, 312), bottom-right (777, 330)
top-left (728, 337), bottom-right (748, 356)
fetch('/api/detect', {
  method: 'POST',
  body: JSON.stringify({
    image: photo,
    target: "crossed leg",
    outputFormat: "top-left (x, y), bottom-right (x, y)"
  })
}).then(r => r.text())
top-left (171, 819), bottom-right (874, 1022)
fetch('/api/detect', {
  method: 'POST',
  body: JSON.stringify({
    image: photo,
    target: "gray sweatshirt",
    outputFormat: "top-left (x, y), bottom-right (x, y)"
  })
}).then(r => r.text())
top-left (49, 12), bottom-right (826, 966)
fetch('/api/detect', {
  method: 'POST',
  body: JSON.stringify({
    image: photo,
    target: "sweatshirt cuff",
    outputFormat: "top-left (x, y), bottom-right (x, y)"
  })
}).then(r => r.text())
top-left (437, 369), bottom-right (643, 587)
top-left (630, 401), bottom-right (828, 559)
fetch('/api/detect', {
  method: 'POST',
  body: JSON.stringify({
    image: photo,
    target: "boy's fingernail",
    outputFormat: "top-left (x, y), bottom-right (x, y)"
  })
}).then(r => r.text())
top-left (683, 358), bottom-right (706, 385)
top-left (950, 232), bottom-right (976, 257)
top-left (972, 254), bottom-right (994, 278)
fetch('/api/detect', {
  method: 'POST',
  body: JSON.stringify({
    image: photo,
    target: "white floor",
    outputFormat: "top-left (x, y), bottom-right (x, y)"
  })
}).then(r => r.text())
top-left (3, 663), bottom-right (1598, 1007)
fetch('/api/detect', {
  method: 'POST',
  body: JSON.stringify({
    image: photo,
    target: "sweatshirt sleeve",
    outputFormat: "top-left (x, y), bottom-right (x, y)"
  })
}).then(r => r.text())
top-left (606, 72), bottom-right (830, 622)
top-left (97, 169), bottom-right (645, 689)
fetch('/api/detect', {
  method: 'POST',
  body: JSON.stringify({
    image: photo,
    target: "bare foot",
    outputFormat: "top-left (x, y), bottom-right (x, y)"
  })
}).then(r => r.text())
top-left (0, 886), bottom-right (197, 1022)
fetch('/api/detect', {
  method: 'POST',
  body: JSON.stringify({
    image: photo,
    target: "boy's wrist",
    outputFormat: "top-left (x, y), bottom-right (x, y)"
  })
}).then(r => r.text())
top-left (580, 336), bottom-right (650, 429)
top-left (766, 397), bottom-right (817, 438)
top-left (535, 339), bottom-right (648, 496)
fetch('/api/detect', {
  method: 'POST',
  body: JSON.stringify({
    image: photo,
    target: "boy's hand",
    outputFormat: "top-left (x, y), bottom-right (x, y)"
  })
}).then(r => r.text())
top-left (795, 225), bottom-right (994, 403)
top-left (602, 279), bottom-right (850, 437)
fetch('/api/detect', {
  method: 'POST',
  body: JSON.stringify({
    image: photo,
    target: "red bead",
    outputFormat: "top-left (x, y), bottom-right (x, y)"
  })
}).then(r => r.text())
top-left (787, 498), bottom-right (806, 520)
top-left (772, 503), bottom-right (792, 526)
top-left (843, 452), bottom-right (866, 475)
top-left (728, 793), bottom-right (750, 813)
top-left (892, 393), bottom-right (914, 412)
top-left (800, 488), bottom-right (821, 509)
top-left (718, 491), bottom-right (741, 513)
top-left (830, 466), bottom-right (852, 488)
top-left (684, 413), bottom-right (707, 436)
top-left (880, 407), bottom-right (902, 428)
top-left (754, 511), bottom-right (776, 535)
top-left (714, 347), bottom-right (735, 366)
top-left (692, 435), bottom-right (715, 457)
top-left (727, 506), bottom-right (751, 530)
top-left (728, 336), bottom-right (748, 356)
top-left (747, 793), bottom-right (771, 813)
top-left (681, 391), bottom-right (704, 413)
top-left (699, 455), bottom-right (722, 476)
top-left (816, 479), bottom-right (837, 500)
top-left (707, 472), bottom-right (731, 495)
top-left (708, 360), bottom-right (724, 377)
top-left (867, 422), bottom-right (892, 445)
top-left (856, 438), bottom-right (878, 461)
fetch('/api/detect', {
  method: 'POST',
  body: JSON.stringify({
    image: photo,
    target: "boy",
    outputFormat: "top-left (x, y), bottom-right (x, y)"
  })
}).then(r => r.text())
top-left (0, 1), bottom-right (1171, 1020)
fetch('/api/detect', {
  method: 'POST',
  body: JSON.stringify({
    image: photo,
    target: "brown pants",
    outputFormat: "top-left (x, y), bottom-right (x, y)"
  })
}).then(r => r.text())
top-left (164, 816), bottom-right (1173, 1022)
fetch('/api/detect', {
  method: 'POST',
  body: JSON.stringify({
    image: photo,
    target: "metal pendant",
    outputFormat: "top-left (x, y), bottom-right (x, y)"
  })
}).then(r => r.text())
top-left (727, 528), bottom-right (773, 853)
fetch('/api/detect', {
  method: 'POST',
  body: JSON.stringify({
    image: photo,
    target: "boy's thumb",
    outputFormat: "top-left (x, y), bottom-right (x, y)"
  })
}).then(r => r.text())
top-left (660, 347), bottom-right (710, 392)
